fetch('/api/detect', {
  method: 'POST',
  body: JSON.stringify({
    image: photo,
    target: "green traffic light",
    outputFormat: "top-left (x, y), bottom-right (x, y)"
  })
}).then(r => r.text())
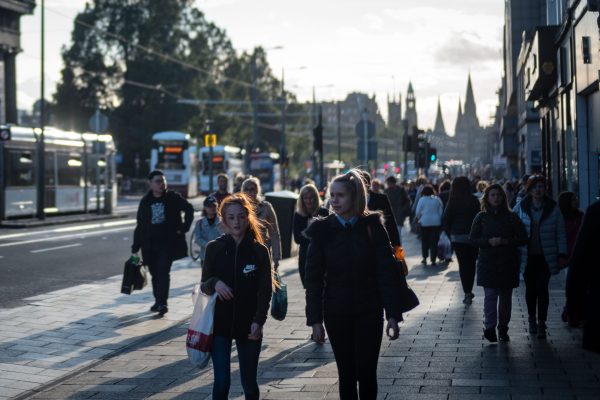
top-left (430, 155), bottom-right (436, 161)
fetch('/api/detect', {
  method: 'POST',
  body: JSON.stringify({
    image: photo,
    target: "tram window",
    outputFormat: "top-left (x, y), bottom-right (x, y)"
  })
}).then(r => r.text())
top-left (5, 150), bottom-right (34, 186)
top-left (57, 153), bottom-right (82, 186)
top-left (87, 158), bottom-right (106, 185)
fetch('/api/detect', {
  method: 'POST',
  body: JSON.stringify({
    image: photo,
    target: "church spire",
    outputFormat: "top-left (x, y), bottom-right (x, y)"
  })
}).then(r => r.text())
top-left (455, 97), bottom-right (463, 134)
top-left (433, 97), bottom-right (446, 134)
top-left (463, 73), bottom-right (479, 127)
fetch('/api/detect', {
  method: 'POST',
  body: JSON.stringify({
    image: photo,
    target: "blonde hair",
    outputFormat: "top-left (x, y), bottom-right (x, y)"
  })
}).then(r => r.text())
top-left (241, 177), bottom-right (262, 197)
top-left (330, 168), bottom-right (368, 217)
top-left (297, 184), bottom-right (322, 217)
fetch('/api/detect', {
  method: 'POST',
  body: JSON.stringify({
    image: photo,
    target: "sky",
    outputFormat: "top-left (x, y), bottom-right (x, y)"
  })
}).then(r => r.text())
top-left (18, 0), bottom-right (505, 136)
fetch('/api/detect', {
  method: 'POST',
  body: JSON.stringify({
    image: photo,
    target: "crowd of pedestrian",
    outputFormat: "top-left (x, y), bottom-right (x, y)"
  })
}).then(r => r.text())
top-left (130, 167), bottom-right (599, 399)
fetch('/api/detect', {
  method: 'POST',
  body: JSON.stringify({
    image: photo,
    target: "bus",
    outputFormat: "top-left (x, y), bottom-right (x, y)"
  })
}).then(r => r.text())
top-left (150, 131), bottom-right (198, 197)
top-left (249, 152), bottom-right (280, 193)
top-left (1, 126), bottom-right (117, 219)
top-left (198, 145), bottom-right (244, 194)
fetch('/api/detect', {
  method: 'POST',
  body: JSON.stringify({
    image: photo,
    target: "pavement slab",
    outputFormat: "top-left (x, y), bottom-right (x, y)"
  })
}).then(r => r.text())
top-left (2, 228), bottom-right (600, 399)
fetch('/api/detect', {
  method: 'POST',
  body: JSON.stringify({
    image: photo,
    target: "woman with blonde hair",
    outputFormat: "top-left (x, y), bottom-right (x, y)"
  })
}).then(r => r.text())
top-left (304, 168), bottom-right (407, 399)
top-left (200, 193), bottom-right (273, 399)
top-left (292, 184), bottom-right (330, 287)
top-left (242, 177), bottom-right (282, 270)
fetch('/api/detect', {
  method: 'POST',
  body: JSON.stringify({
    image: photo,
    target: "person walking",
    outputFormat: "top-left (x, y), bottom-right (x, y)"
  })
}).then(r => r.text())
top-left (384, 175), bottom-right (412, 245)
top-left (443, 176), bottom-right (481, 304)
top-left (567, 199), bottom-right (600, 353)
top-left (193, 195), bottom-right (223, 266)
top-left (304, 169), bottom-right (404, 399)
top-left (242, 177), bottom-right (282, 269)
top-left (415, 185), bottom-right (443, 265)
top-left (470, 184), bottom-right (528, 342)
top-left (513, 175), bottom-right (568, 339)
top-left (210, 173), bottom-right (231, 204)
top-left (131, 170), bottom-right (194, 316)
top-left (200, 194), bottom-right (273, 399)
top-left (558, 191), bottom-right (584, 326)
top-left (359, 171), bottom-right (401, 248)
top-left (292, 184), bottom-right (329, 288)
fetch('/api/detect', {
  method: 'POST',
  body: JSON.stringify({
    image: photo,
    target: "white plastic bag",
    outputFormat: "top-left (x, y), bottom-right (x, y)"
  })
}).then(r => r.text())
top-left (186, 291), bottom-right (217, 369)
top-left (437, 231), bottom-right (452, 260)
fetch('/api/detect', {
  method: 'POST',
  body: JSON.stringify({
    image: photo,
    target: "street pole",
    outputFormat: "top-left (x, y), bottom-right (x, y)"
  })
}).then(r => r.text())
top-left (207, 120), bottom-right (214, 193)
top-left (94, 108), bottom-right (101, 214)
top-left (279, 69), bottom-right (286, 189)
top-left (318, 106), bottom-right (324, 189)
top-left (251, 54), bottom-right (258, 152)
top-left (403, 119), bottom-right (408, 179)
top-left (36, 0), bottom-right (45, 220)
top-left (336, 102), bottom-right (341, 162)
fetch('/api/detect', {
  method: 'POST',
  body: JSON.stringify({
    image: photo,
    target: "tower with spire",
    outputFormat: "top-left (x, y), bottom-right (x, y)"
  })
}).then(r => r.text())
top-left (387, 93), bottom-right (402, 129)
top-left (404, 82), bottom-right (418, 134)
top-left (433, 97), bottom-right (446, 135)
top-left (452, 73), bottom-right (485, 164)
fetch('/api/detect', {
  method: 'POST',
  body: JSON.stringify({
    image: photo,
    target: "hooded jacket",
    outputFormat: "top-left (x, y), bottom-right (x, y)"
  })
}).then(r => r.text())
top-left (131, 190), bottom-right (194, 262)
top-left (513, 195), bottom-right (568, 274)
top-left (200, 232), bottom-right (272, 339)
top-left (303, 213), bottom-right (403, 326)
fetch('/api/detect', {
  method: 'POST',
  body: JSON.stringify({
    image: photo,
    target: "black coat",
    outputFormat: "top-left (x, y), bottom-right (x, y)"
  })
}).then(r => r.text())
top-left (131, 190), bottom-right (194, 263)
top-left (443, 194), bottom-right (481, 237)
top-left (567, 200), bottom-right (600, 353)
top-left (200, 233), bottom-right (272, 339)
top-left (469, 209), bottom-right (528, 289)
top-left (368, 190), bottom-right (401, 247)
top-left (292, 207), bottom-right (330, 287)
top-left (304, 213), bottom-right (403, 325)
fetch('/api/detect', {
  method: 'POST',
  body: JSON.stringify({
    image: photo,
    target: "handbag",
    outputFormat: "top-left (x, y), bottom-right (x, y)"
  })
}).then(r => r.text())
top-left (437, 231), bottom-right (452, 260)
top-left (121, 256), bottom-right (148, 295)
top-left (271, 272), bottom-right (288, 321)
top-left (186, 292), bottom-right (217, 369)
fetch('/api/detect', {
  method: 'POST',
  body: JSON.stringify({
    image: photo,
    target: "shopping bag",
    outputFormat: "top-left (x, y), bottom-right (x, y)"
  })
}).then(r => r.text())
top-left (186, 292), bottom-right (217, 369)
top-left (271, 273), bottom-right (288, 321)
top-left (395, 265), bottom-right (420, 313)
top-left (121, 256), bottom-right (148, 295)
top-left (437, 231), bottom-right (452, 261)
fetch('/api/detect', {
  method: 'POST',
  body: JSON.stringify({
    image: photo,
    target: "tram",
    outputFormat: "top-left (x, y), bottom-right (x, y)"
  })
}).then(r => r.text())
top-left (150, 131), bottom-right (198, 197)
top-left (0, 126), bottom-right (117, 219)
top-left (198, 145), bottom-right (244, 194)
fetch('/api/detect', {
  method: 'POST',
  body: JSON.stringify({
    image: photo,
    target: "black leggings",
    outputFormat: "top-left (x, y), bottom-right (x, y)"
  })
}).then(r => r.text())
top-left (524, 255), bottom-right (551, 322)
top-left (420, 226), bottom-right (441, 262)
top-left (453, 243), bottom-right (478, 294)
top-left (324, 311), bottom-right (383, 400)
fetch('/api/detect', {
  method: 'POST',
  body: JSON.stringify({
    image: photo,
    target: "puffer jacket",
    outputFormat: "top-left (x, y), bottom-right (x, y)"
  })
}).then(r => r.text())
top-left (469, 208), bottom-right (528, 288)
top-left (194, 217), bottom-right (223, 261)
top-left (200, 232), bottom-right (272, 339)
top-left (303, 213), bottom-right (404, 326)
top-left (513, 195), bottom-right (568, 274)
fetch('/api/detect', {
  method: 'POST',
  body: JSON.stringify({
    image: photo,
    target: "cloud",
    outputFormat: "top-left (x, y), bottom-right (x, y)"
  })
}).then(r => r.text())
top-left (364, 13), bottom-right (385, 31)
top-left (434, 33), bottom-right (500, 65)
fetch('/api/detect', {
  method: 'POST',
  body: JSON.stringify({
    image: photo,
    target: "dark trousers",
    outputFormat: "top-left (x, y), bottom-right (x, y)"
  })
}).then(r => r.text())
top-left (454, 243), bottom-right (478, 294)
top-left (146, 249), bottom-right (172, 306)
top-left (524, 255), bottom-right (551, 322)
top-left (324, 311), bottom-right (383, 400)
top-left (211, 335), bottom-right (262, 400)
top-left (483, 287), bottom-right (513, 330)
top-left (420, 226), bottom-right (441, 262)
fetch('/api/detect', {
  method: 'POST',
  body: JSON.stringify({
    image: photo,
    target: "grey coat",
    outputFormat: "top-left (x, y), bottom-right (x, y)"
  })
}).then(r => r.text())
top-left (512, 195), bottom-right (568, 275)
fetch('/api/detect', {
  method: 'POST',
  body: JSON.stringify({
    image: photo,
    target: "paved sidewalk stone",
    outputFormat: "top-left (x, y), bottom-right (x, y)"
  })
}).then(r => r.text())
top-left (5, 229), bottom-right (600, 399)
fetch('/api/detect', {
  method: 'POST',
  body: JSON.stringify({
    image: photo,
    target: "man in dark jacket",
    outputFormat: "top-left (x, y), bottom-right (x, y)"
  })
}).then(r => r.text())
top-left (384, 176), bottom-right (411, 245)
top-left (360, 171), bottom-right (401, 247)
top-left (132, 170), bottom-right (194, 316)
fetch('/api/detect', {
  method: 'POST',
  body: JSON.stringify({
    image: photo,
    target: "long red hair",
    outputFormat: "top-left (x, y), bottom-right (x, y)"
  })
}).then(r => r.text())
top-left (218, 193), bottom-right (265, 246)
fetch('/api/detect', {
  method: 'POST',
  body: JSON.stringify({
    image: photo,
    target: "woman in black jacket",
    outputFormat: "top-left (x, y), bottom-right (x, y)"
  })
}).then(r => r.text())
top-left (470, 184), bottom-right (528, 342)
top-left (293, 184), bottom-right (330, 288)
top-left (305, 169), bottom-right (403, 399)
top-left (200, 193), bottom-right (273, 400)
top-left (443, 176), bottom-right (481, 304)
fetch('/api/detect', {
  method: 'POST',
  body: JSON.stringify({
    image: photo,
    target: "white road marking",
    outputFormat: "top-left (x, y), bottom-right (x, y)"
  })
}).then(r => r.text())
top-left (0, 219), bottom-right (136, 240)
top-left (30, 243), bottom-right (83, 254)
top-left (0, 226), bottom-right (133, 248)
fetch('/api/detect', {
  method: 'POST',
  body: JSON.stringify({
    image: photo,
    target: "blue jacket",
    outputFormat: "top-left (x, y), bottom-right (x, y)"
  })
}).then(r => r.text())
top-left (194, 217), bottom-right (223, 261)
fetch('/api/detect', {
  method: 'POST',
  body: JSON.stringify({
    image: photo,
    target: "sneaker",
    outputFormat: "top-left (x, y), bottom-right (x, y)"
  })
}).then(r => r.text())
top-left (421, 258), bottom-right (427, 265)
top-left (463, 293), bottom-right (473, 305)
top-left (484, 328), bottom-right (498, 343)
top-left (157, 305), bottom-right (169, 317)
top-left (150, 303), bottom-right (160, 312)
top-left (537, 321), bottom-right (547, 339)
top-left (528, 317), bottom-right (538, 334)
top-left (431, 261), bottom-right (437, 266)
top-left (498, 327), bottom-right (510, 342)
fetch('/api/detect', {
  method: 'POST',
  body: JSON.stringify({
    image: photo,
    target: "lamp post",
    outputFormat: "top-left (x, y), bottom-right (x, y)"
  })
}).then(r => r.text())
top-left (36, 0), bottom-right (45, 220)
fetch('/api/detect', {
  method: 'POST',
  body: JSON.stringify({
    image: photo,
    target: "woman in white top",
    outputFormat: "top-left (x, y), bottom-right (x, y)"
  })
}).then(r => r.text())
top-left (415, 184), bottom-right (444, 265)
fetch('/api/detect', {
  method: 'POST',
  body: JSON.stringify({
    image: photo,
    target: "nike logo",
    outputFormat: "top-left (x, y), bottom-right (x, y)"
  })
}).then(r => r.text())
top-left (243, 265), bottom-right (256, 274)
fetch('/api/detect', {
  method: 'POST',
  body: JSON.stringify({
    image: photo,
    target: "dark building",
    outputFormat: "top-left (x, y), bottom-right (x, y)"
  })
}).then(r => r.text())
top-left (0, 0), bottom-right (35, 124)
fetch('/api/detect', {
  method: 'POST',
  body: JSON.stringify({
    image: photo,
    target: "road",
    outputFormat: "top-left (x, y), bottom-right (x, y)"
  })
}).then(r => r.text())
top-left (0, 196), bottom-right (204, 309)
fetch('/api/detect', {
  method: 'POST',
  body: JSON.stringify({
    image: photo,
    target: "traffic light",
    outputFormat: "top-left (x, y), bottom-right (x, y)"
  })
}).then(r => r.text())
top-left (428, 147), bottom-right (437, 162)
top-left (204, 133), bottom-right (217, 147)
top-left (0, 125), bottom-right (11, 141)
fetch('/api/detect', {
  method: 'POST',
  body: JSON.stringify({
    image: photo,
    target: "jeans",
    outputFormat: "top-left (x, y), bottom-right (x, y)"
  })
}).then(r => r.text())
top-left (146, 248), bottom-right (172, 306)
top-left (324, 311), bottom-right (383, 400)
top-left (453, 243), bottom-right (478, 294)
top-left (420, 226), bottom-right (441, 262)
top-left (211, 335), bottom-right (262, 400)
top-left (483, 287), bottom-right (513, 330)
top-left (524, 255), bottom-right (551, 322)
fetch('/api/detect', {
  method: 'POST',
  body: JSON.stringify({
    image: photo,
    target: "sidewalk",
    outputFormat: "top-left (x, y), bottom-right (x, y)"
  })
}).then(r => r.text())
top-left (4, 231), bottom-right (600, 399)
